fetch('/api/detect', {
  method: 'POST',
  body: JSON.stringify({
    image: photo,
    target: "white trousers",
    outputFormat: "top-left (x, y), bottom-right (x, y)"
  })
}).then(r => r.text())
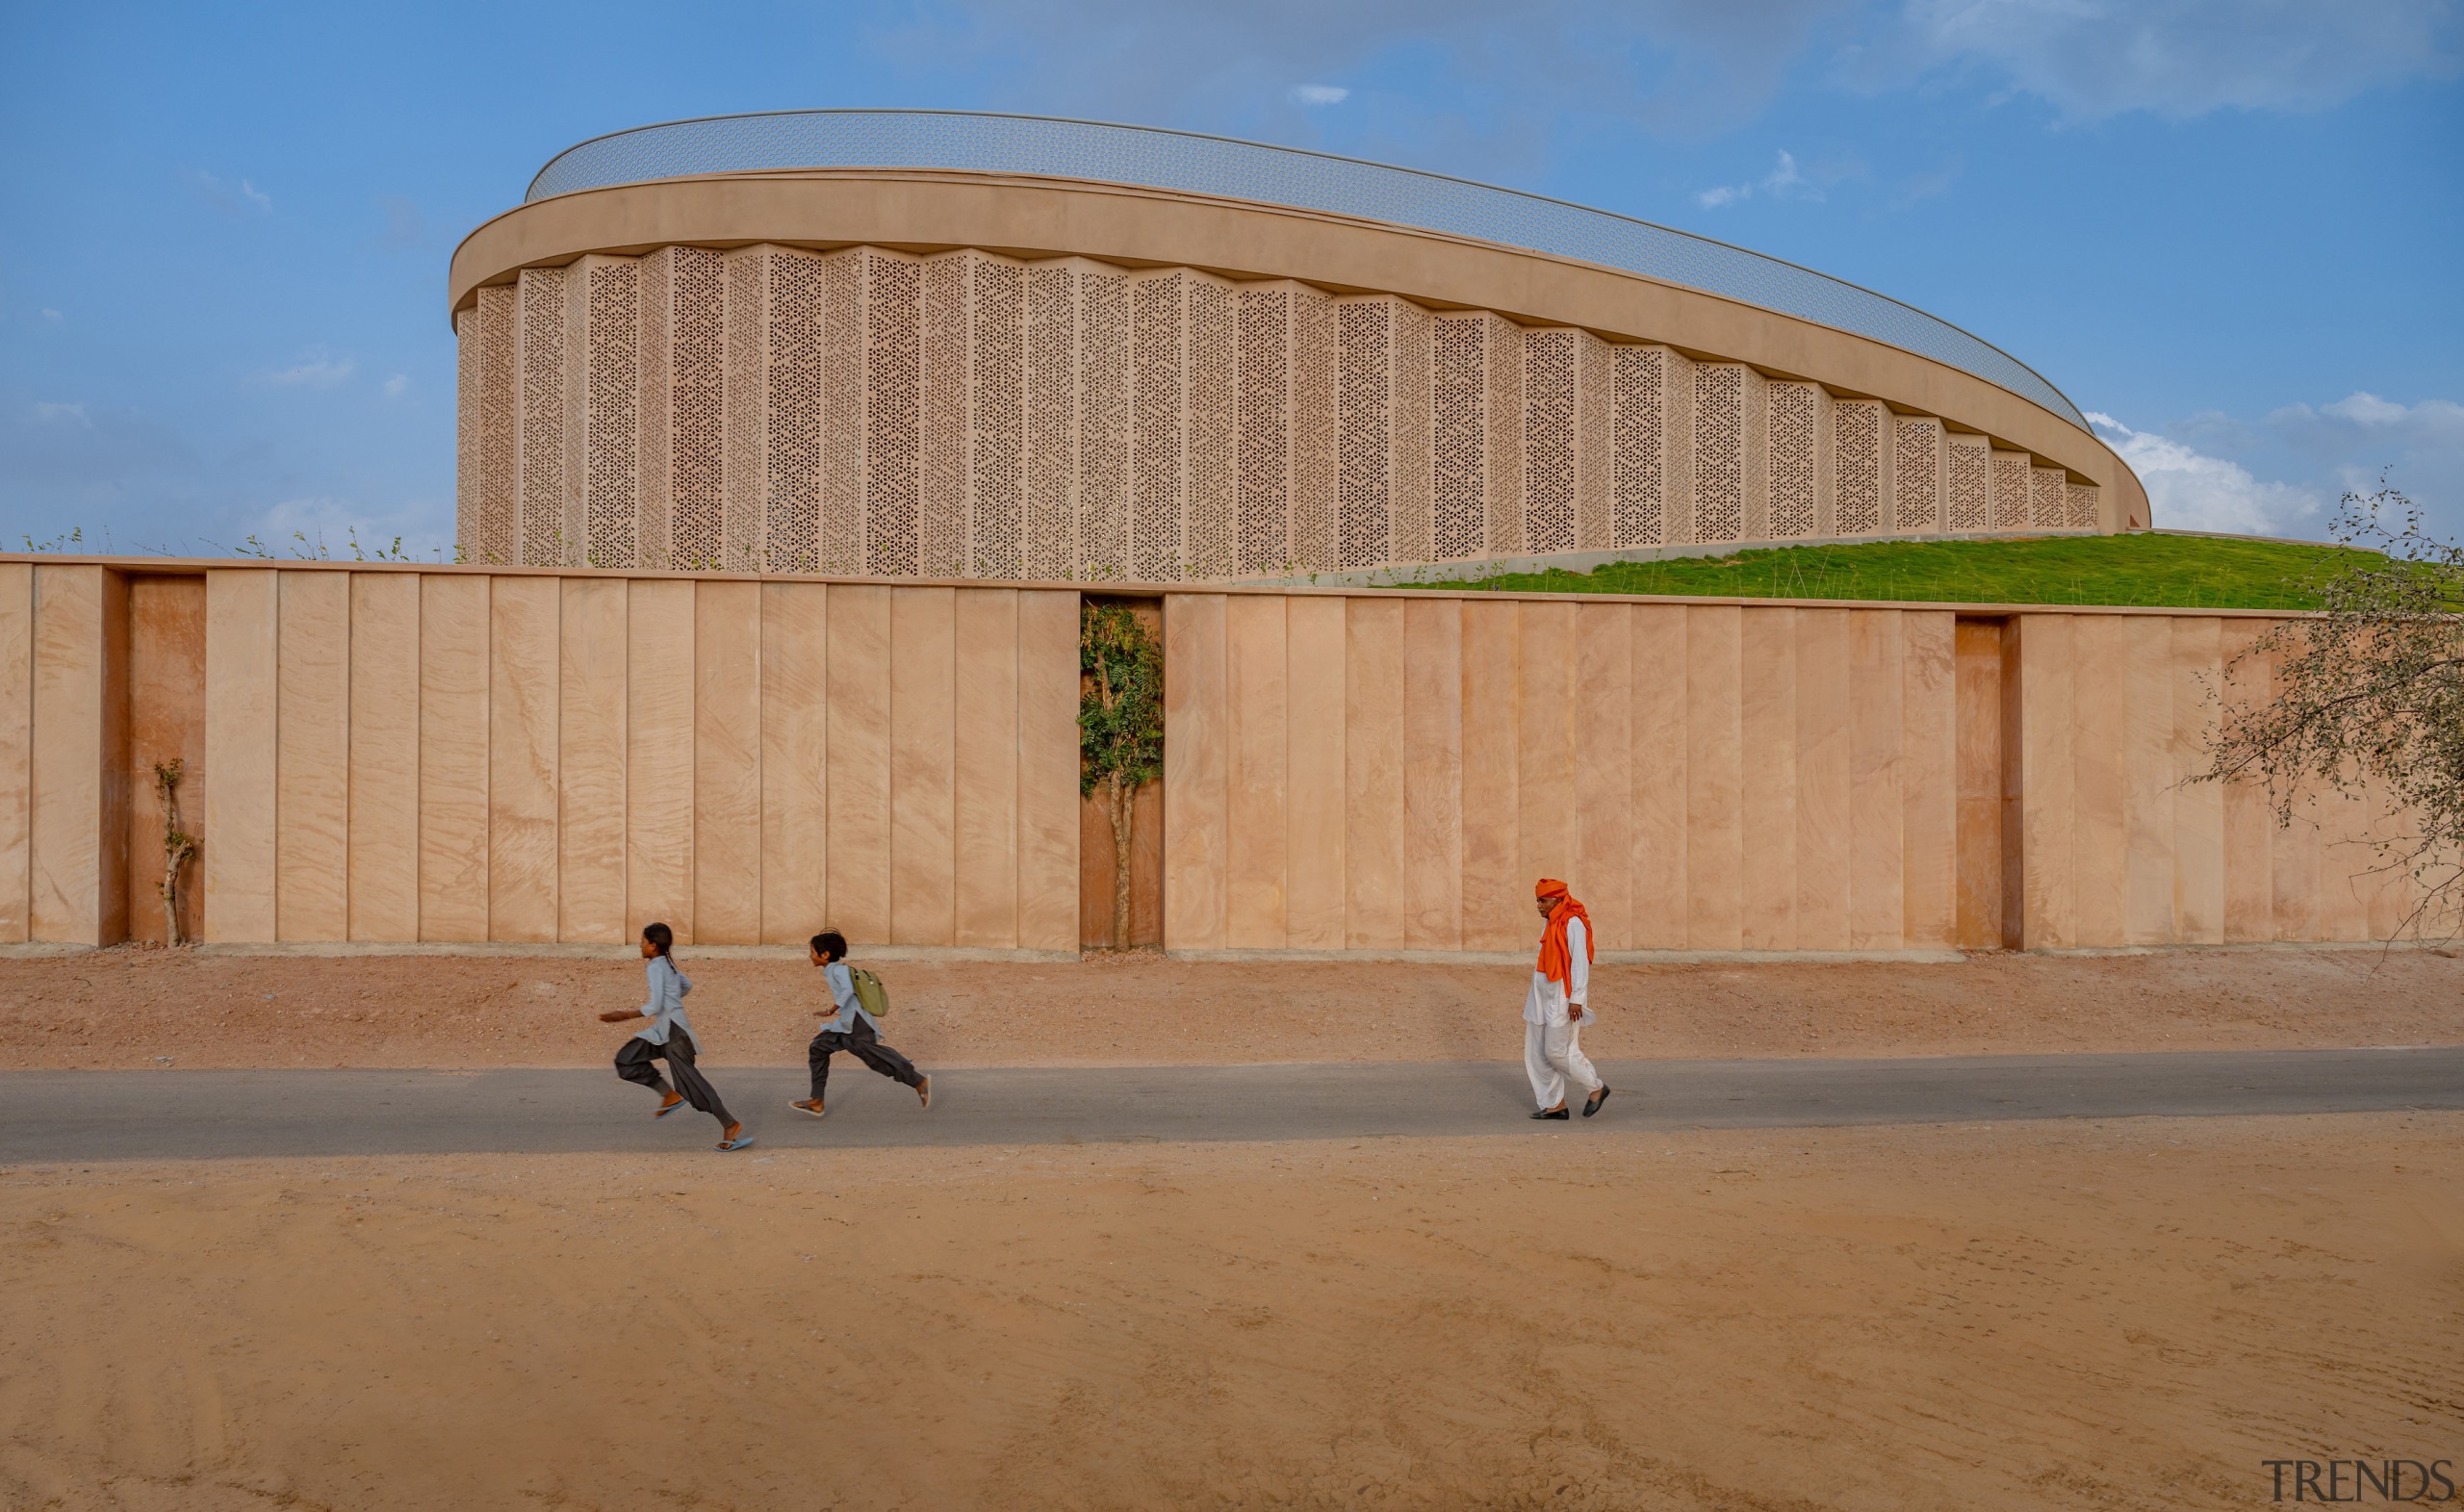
top-left (1525, 1016), bottom-right (1603, 1110)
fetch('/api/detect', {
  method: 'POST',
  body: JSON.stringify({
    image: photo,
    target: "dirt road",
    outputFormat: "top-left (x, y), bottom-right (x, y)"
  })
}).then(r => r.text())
top-left (5, 1113), bottom-right (2456, 1510)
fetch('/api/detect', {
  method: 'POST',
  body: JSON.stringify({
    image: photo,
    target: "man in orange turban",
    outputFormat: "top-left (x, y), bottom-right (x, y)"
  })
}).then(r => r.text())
top-left (1525, 879), bottom-right (1609, 1119)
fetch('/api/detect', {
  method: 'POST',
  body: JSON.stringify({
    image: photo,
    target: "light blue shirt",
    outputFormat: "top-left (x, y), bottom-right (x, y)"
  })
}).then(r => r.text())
top-left (815, 961), bottom-right (881, 1035)
top-left (634, 955), bottom-right (694, 1045)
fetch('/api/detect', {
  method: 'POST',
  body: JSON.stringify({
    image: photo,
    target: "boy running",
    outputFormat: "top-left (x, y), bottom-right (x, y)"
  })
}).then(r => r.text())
top-left (601, 922), bottom-right (753, 1151)
top-left (788, 930), bottom-right (932, 1119)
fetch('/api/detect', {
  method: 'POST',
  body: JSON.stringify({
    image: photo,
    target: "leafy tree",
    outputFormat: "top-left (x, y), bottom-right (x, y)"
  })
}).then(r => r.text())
top-left (1080, 601), bottom-right (1165, 950)
top-left (2202, 485), bottom-right (2463, 933)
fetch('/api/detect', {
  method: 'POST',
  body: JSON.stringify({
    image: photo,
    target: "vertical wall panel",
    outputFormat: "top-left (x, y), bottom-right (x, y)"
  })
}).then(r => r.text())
top-left (692, 582), bottom-right (762, 943)
top-left (2016, 615), bottom-right (2077, 949)
top-left (1285, 596), bottom-right (1348, 949)
top-left (919, 253), bottom-right (972, 579)
top-left (1131, 269), bottom-right (1193, 581)
top-left (887, 587), bottom-right (957, 944)
top-left (488, 577), bottom-right (559, 943)
top-left (2218, 621), bottom-right (2275, 941)
top-left (760, 581), bottom-right (830, 944)
top-left (1335, 296), bottom-right (1399, 572)
top-left (1022, 260), bottom-right (1080, 581)
top-left (1016, 589), bottom-right (1082, 952)
top-left (346, 573), bottom-right (421, 942)
top-left (1764, 381), bottom-right (1831, 539)
top-left (205, 571), bottom-right (279, 941)
top-left (1574, 602), bottom-right (1632, 949)
top-left (1630, 605), bottom-right (1688, 948)
top-left (272, 572), bottom-right (349, 941)
top-left (1516, 602), bottom-right (1578, 904)
top-left (1890, 416), bottom-right (1944, 534)
top-left (2169, 618), bottom-right (2226, 944)
top-left (418, 575), bottom-right (490, 942)
top-left (515, 267), bottom-right (569, 567)
top-left (1459, 600), bottom-right (1521, 950)
top-left (1846, 611), bottom-right (1905, 949)
top-left (31, 566), bottom-right (121, 944)
top-left (2029, 465), bottom-right (2069, 530)
top-left (954, 589), bottom-right (1021, 948)
top-left (2121, 616), bottom-right (2177, 945)
top-left (1163, 593), bottom-right (1229, 951)
top-left (1831, 399), bottom-right (1888, 537)
top-left (1609, 346), bottom-right (1694, 549)
top-left (0, 564), bottom-right (28, 941)
top-left (825, 585), bottom-right (892, 942)
top-left (1989, 448), bottom-right (2033, 532)
top-left (865, 249), bottom-right (928, 577)
top-left (625, 579), bottom-right (694, 940)
top-left (967, 253), bottom-right (1029, 580)
top-left (1401, 598), bottom-right (1464, 951)
top-left (1077, 264), bottom-right (1133, 580)
top-left (1739, 607), bottom-right (1797, 951)
top-left (1900, 611), bottom-right (1957, 950)
top-left (1690, 364), bottom-right (1767, 546)
top-left (1944, 432), bottom-right (1990, 534)
top-left (1225, 594), bottom-right (1289, 948)
top-left (1684, 604), bottom-right (1744, 950)
top-left (2069, 616), bottom-right (2131, 947)
top-left (1793, 608), bottom-right (1852, 951)
top-left (557, 577), bottom-right (628, 942)
top-left (1344, 598), bottom-right (1406, 950)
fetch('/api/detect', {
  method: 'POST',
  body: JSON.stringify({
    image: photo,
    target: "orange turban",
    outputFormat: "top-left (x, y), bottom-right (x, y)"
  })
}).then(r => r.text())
top-left (1535, 880), bottom-right (1592, 987)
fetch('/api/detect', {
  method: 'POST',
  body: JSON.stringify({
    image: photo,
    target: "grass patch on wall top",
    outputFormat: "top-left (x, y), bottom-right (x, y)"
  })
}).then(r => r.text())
top-left (1394, 531), bottom-right (2373, 611)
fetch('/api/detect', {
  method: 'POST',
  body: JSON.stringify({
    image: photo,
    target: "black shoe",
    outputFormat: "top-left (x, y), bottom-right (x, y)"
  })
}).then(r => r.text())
top-left (1583, 1087), bottom-right (1611, 1118)
top-left (1530, 1107), bottom-right (1571, 1120)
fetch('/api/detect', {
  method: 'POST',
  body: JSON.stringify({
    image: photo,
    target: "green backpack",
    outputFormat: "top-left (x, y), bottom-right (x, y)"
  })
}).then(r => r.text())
top-left (848, 965), bottom-right (890, 1019)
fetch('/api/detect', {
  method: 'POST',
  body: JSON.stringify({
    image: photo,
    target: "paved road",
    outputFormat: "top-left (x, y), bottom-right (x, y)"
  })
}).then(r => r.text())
top-left (4, 1048), bottom-right (2458, 1162)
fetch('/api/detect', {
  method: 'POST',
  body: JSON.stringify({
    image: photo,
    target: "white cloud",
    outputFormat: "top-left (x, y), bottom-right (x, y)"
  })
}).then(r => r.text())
top-left (382, 373), bottom-right (410, 398)
top-left (2089, 412), bottom-right (2321, 534)
top-left (1694, 148), bottom-right (1824, 208)
top-left (261, 352), bottom-right (357, 390)
top-left (39, 309), bottom-right (63, 323)
top-left (1287, 84), bottom-right (1349, 105)
top-left (192, 170), bottom-right (273, 215)
top-left (30, 402), bottom-right (89, 427)
top-left (1883, 0), bottom-right (2463, 120)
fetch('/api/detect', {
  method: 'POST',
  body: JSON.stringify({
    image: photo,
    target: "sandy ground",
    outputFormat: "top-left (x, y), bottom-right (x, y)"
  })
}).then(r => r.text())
top-left (2, 1112), bottom-right (2456, 1510)
top-left (4, 944), bottom-right (2460, 1070)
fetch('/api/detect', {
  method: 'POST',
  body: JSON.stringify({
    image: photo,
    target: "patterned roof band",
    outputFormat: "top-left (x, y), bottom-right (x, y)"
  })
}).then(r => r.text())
top-left (525, 109), bottom-right (2091, 431)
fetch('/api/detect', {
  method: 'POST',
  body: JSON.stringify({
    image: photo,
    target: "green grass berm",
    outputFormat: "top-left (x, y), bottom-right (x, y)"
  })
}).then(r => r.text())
top-left (1385, 531), bottom-right (2374, 610)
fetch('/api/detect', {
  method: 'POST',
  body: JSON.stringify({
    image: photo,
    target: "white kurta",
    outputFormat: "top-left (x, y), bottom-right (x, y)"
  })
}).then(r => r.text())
top-left (1524, 915), bottom-right (1602, 1109)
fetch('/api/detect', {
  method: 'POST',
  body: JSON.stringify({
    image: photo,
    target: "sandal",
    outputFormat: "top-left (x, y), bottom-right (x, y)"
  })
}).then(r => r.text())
top-left (716, 1134), bottom-right (756, 1152)
top-left (789, 1099), bottom-right (827, 1118)
top-left (654, 1096), bottom-right (687, 1118)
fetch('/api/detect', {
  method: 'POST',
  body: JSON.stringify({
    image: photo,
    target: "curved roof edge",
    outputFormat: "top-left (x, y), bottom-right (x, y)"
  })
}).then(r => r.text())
top-left (519, 109), bottom-right (2090, 430)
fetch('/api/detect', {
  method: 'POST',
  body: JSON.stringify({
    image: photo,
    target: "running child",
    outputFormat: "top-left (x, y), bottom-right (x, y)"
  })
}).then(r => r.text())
top-left (788, 930), bottom-right (932, 1118)
top-left (600, 922), bottom-right (754, 1151)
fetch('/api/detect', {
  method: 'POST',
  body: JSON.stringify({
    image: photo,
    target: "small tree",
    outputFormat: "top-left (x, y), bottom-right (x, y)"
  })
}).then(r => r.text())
top-left (2201, 484), bottom-right (2464, 933)
top-left (1080, 601), bottom-right (1165, 950)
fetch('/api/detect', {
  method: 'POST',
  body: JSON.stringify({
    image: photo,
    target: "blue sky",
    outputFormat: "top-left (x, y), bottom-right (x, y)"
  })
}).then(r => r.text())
top-left (2, 0), bottom-right (2458, 557)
